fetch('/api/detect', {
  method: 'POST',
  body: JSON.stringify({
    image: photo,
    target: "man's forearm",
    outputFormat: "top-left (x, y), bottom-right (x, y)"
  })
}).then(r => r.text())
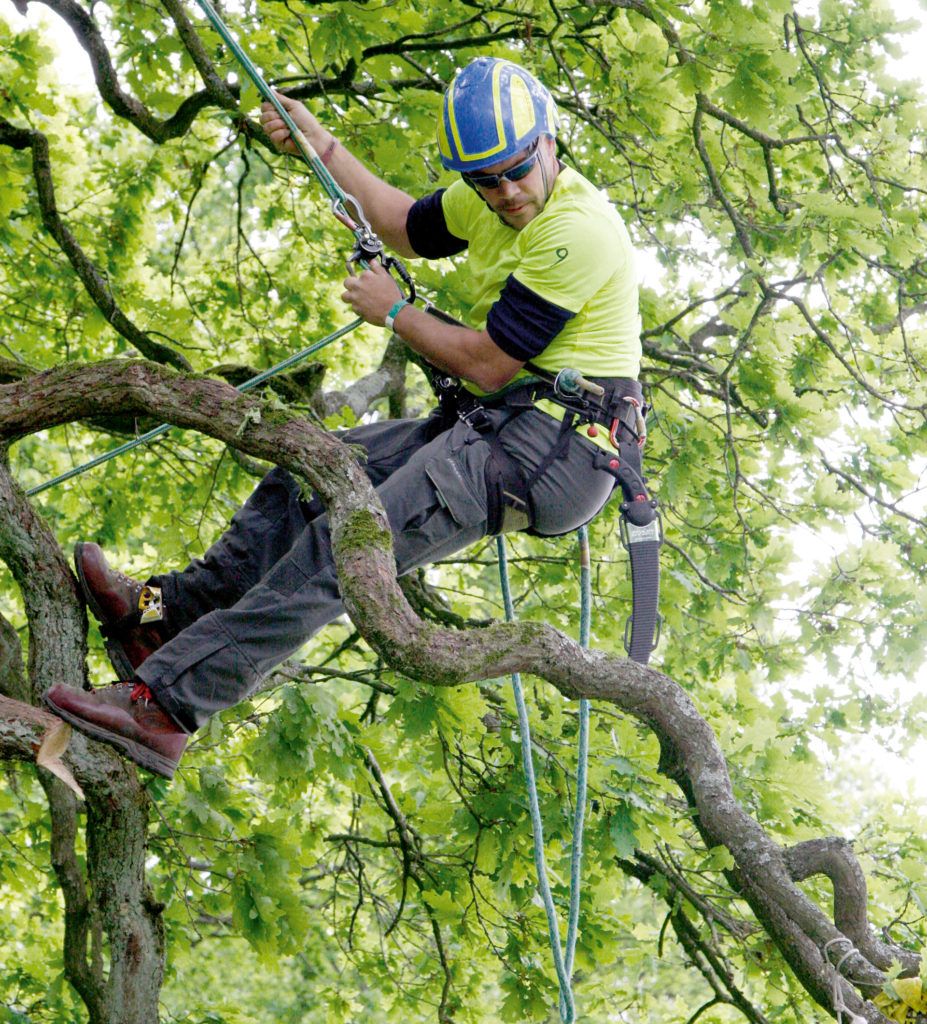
top-left (263, 95), bottom-right (417, 257)
top-left (340, 263), bottom-right (522, 392)
top-left (390, 305), bottom-right (523, 393)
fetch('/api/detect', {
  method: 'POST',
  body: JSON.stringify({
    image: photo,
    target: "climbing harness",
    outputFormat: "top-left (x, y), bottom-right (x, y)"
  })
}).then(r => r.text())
top-left (429, 353), bottom-right (662, 663)
top-left (497, 527), bottom-right (592, 1023)
top-left (414, 299), bottom-right (661, 661)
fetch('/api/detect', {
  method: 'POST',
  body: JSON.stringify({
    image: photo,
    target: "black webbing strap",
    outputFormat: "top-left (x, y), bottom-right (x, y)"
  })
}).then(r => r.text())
top-left (595, 400), bottom-right (662, 665)
top-left (452, 388), bottom-right (532, 536)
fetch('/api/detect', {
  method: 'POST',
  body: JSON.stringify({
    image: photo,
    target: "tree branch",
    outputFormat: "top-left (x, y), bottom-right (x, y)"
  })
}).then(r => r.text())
top-left (0, 358), bottom-right (900, 1021)
top-left (25, 0), bottom-right (237, 142)
top-left (0, 116), bottom-right (191, 369)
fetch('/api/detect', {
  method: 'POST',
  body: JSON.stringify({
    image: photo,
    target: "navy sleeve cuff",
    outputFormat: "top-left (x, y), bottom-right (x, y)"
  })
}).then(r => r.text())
top-left (406, 190), bottom-right (468, 259)
top-left (486, 275), bottom-right (575, 360)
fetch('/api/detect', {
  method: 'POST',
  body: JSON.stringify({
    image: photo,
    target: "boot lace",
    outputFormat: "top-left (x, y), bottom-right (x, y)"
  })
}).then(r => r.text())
top-left (130, 681), bottom-right (155, 703)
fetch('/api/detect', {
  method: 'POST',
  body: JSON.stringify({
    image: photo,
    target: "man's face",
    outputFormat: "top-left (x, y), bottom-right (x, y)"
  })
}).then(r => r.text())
top-left (464, 136), bottom-right (556, 229)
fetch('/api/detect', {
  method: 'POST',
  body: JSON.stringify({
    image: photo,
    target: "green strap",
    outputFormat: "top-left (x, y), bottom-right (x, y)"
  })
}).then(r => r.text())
top-left (497, 528), bottom-right (592, 1023)
top-left (26, 319), bottom-right (361, 497)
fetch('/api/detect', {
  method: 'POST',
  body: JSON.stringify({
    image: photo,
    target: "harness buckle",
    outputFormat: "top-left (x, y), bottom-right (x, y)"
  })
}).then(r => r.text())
top-left (619, 512), bottom-right (663, 548)
top-left (624, 612), bottom-right (662, 657)
top-left (458, 402), bottom-right (492, 434)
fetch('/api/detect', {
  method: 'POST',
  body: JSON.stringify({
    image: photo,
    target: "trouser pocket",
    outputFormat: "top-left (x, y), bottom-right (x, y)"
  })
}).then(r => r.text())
top-left (423, 444), bottom-right (490, 531)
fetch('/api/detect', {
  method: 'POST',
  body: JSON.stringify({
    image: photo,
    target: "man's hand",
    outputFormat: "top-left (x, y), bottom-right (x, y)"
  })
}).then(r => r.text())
top-left (341, 261), bottom-right (403, 326)
top-left (342, 262), bottom-right (524, 391)
top-left (260, 91), bottom-right (329, 156)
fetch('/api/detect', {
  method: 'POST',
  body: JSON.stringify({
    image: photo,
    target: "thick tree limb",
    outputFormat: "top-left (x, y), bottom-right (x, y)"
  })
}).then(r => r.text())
top-left (0, 447), bottom-right (166, 1024)
top-left (0, 357), bottom-right (904, 1022)
top-left (0, 607), bottom-right (28, 703)
top-left (786, 838), bottom-right (918, 974)
top-left (23, 0), bottom-right (237, 142)
top-left (0, 693), bottom-right (61, 761)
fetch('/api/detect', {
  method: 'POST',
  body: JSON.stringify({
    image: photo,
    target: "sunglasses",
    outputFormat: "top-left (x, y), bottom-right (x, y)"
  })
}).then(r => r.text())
top-left (462, 140), bottom-right (541, 190)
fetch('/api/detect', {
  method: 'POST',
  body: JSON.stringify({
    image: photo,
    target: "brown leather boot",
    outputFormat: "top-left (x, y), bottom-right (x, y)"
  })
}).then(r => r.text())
top-left (74, 542), bottom-right (168, 678)
top-left (44, 681), bottom-right (188, 779)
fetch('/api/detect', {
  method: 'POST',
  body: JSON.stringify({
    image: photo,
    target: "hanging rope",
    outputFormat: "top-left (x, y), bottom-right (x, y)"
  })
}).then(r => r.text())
top-left (497, 526), bottom-right (592, 1023)
top-left (26, 319), bottom-right (361, 497)
top-left (563, 526), bottom-right (591, 1017)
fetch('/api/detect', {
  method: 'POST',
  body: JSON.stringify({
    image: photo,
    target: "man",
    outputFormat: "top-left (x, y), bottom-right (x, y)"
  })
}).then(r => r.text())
top-left (45, 57), bottom-right (643, 779)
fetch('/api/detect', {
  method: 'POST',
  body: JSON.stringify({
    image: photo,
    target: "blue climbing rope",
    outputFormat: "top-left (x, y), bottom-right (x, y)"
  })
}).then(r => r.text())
top-left (194, 0), bottom-right (345, 206)
top-left (26, 318), bottom-right (362, 497)
top-left (564, 526), bottom-right (591, 1015)
top-left (497, 526), bottom-right (592, 1023)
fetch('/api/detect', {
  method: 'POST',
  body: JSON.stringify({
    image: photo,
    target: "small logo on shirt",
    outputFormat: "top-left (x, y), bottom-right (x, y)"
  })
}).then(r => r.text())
top-left (551, 247), bottom-right (569, 267)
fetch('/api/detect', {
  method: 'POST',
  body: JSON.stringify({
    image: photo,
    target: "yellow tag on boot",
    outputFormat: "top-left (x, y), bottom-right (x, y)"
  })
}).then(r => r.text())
top-left (138, 585), bottom-right (164, 625)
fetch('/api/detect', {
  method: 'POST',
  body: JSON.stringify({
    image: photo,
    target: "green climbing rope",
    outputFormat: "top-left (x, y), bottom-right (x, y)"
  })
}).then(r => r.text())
top-left (194, 0), bottom-right (346, 207)
top-left (497, 527), bottom-right (592, 1023)
top-left (26, 319), bottom-right (361, 497)
top-left (26, 0), bottom-right (407, 499)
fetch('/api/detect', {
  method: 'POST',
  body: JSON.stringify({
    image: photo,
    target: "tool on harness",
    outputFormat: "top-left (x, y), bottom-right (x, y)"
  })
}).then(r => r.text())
top-left (603, 400), bottom-right (661, 664)
top-left (507, 364), bottom-right (662, 665)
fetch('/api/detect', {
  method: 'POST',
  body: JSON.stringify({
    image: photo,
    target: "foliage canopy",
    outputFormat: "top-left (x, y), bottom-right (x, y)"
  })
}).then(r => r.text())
top-left (1, 0), bottom-right (927, 1022)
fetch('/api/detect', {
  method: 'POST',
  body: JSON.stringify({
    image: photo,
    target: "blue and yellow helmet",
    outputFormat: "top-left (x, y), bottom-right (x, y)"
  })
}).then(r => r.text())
top-left (438, 58), bottom-right (559, 173)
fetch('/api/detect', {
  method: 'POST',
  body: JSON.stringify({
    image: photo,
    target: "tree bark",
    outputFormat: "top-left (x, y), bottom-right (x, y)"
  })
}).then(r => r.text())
top-left (0, 438), bottom-right (165, 1024)
top-left (0, 358), bottom-right (906, 1023)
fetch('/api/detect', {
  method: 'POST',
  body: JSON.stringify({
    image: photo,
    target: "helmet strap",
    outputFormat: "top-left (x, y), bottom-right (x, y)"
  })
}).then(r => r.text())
top-left (540, 150), bottom-right (551, 203)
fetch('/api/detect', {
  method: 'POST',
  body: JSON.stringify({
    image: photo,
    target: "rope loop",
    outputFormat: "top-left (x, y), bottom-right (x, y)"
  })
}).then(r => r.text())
top-left (823, 937), bottom-right (868, 1024)
top-left (497, 527), bottom-right (592, 1023)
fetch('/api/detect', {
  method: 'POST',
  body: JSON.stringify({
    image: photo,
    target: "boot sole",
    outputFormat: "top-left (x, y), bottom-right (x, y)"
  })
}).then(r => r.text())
top-left (43, 692), bottom-right (178, 780)
top-left (74, 542), bottom-right (136, 680)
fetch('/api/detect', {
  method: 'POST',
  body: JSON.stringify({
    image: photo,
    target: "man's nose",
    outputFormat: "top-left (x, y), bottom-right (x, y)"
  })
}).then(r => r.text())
top-left (497, 177), bottom-right (520, 196)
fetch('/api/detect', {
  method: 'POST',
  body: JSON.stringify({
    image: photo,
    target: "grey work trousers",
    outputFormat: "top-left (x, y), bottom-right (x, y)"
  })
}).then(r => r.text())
top-left (137, 403), bottom-right (621, 732)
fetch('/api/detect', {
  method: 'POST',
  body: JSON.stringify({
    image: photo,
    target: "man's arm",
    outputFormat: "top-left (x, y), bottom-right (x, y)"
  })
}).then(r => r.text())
top-left (260, 93), bottom-right (417, 258)
top-left (342, 263), bottom-right (524, 392)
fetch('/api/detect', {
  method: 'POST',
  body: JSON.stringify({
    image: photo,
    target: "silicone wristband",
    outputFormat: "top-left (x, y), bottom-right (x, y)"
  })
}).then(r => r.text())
top-left (384, 299), bottom-right (409, 332)
top-left (320, 137), bottom-right (337, 166)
